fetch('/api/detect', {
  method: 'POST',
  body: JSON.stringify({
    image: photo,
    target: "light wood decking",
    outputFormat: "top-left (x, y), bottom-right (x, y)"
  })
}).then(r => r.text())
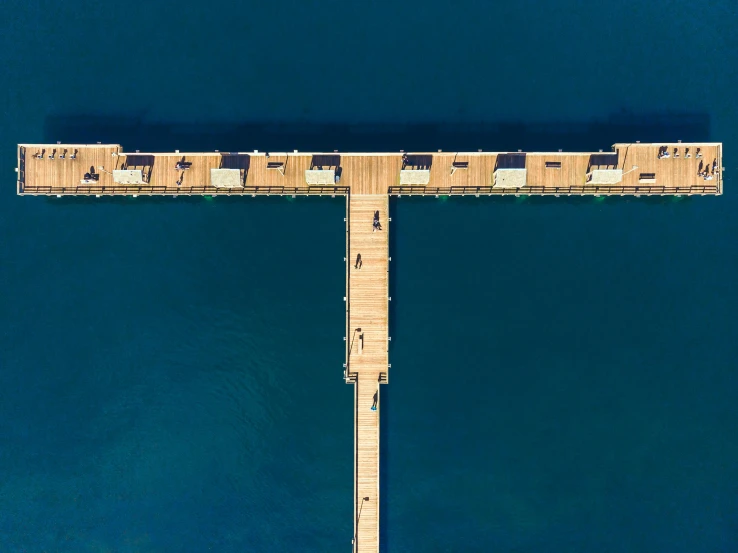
top-left (18, 143), bottom-right (723, 196)
top-left (353, 374), bottom-right (381, 553)
top-left (346, 181), bottom-right (389, 552)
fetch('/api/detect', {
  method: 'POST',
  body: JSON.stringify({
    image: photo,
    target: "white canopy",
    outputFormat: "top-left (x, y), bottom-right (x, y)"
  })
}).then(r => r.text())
top-left (305, 169), bottom-right (336, 185)
top-left (113, 169), bottom-right (145, 185)
top-left (493, 168), bottom-right (527, 188)
top-left (399, 169), bottom-right (431, 185)
top-left (587, 169), bottom-right (623, 184)
top-left (210, 168), bottom-right (243, 188)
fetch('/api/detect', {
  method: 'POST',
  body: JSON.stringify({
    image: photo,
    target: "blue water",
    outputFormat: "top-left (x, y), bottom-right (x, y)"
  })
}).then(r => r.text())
top-left (1, 1), bottom-right (738, 551)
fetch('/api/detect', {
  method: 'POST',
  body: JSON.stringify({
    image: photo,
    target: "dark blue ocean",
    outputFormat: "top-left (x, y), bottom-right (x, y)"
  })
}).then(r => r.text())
top-left (2, 1), bottom-right (737, 551)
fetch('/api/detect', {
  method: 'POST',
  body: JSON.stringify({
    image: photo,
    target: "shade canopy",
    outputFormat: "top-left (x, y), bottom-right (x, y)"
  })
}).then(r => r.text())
top-left (305, 169), bottom-right (336, 185)
top-left (210, 168), bottom-right (243, 188)
top-left (587, 169), bottom-right (623, 184)
top-left (493, 168), bottom-right (527, 188)
top-left (399, 169), bottom-right (431, 185)
top-left (113, 169), bottom-right (145, 185)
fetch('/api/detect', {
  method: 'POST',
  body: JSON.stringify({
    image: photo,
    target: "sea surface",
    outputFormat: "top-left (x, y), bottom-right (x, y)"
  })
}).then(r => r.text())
top-left (1, 1), bottom-right (737, 551)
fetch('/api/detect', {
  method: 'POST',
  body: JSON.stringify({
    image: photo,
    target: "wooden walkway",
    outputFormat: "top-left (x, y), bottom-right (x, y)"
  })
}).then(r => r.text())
top-left (17, 143), bottom-right (723, 196)
top-left (346, 176), bottom-right (389, 552)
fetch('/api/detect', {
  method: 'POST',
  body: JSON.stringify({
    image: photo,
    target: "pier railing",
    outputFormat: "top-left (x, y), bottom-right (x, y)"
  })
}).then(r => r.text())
top-left (345, 193), bottom-right (354, 384)
top-left (23, 183), bottom-right (718, 197)
top-left (16, 147), bottom-right (26, 194)
top-left (389, 184), bottom-right (719, 196)
top-left (19, 185), bottom-right (351, 196)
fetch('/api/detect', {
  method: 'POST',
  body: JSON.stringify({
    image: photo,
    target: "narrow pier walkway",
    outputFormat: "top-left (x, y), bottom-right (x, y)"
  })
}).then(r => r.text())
top-left (346, 184), bottom-right (389, 553)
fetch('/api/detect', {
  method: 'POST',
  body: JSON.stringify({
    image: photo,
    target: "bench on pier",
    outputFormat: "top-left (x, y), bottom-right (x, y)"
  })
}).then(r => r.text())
top-left (267, 161), bottom-right (285, 176)
top-left (450, 161), bottom-right (469, 176)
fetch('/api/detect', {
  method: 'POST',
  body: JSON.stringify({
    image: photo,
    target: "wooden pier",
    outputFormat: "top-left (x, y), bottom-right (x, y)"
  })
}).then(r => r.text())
top-left (345, 183), bottom-right (389, 553)
top-left (18, 142), bottom-right (723, 197)
top-left (15, 140), bottom-right (724, 553)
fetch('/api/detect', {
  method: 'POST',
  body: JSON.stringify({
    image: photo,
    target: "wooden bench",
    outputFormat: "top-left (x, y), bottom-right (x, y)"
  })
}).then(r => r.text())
top-left (267, 161), bottom-right (285, 176)
top-left (450, 161), bottom-right (469, 176)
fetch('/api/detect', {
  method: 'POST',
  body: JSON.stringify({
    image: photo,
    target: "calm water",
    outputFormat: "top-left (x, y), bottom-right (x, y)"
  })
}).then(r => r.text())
top-left (1, 1), bottom-right (737, 551)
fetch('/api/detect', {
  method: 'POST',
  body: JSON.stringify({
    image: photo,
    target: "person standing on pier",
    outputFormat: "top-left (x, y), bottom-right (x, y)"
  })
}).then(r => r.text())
top-left (373, 210), bottom-right (382, 232)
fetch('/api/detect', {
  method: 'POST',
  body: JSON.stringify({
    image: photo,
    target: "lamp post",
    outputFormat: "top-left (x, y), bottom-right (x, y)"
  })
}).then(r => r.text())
top-left (97, 166), bottom-right (112, 176)
top-left (622, 165), bottom-right (638, 177)
top-left (352, 497), bottom-right (370, 552)
top-left (350, 328), bottom-right (361, 353)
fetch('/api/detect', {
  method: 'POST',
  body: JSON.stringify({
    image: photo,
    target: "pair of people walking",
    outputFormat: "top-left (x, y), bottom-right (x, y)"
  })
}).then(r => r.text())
top-left (355, 210), bottom-right (384, 269)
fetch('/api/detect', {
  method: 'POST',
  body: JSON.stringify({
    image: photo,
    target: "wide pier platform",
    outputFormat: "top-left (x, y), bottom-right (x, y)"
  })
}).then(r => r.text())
top-left (16, 140), bottom-right (724, 553)
top-left (18, 142), bottom-right (723, 196)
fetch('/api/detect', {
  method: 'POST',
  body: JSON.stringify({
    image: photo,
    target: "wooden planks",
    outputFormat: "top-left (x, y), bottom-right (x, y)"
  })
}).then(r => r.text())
top-left (346, 195), bottom-right (389, 379)
top-left (18, 143), bottom-right (723, 196)
top-left (354, 373), bottom-right (380, 553)
top-left (525, 153), bottom-right (590, 188)
top-left (346, 192), bottom-right (388, 553)
top-left (342, 155), bottom-right (402, 195)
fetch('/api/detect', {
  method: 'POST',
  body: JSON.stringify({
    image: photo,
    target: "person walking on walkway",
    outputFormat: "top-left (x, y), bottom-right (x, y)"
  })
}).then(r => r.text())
top-left (373, 210), bottom-right (382, 232)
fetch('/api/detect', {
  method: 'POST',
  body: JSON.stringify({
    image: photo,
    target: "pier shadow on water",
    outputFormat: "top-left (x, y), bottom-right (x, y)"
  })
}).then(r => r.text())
top-left (379, 377), bottom-right (390, 552)
top-left (43, 110), bottom-right (711, 154)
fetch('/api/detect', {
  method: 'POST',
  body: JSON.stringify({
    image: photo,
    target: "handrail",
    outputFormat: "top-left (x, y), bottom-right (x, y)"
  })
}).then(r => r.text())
top-left (388, 184), bottom-right (719, 196)
top-left (20, 185), bottom-right (351, 196)
top-left (22, 184), bottom-right (719, 196)
top-left (345, 192), bottom-right (353, 383)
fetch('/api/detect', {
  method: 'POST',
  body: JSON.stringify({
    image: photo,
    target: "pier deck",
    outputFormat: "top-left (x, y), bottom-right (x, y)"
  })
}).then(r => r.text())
top-left (18, 143), bottom-right (722, 196)
top-left (15, 138), bottom-right (724, 553)
top-left (346, 181), bottom-right (389, 553)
